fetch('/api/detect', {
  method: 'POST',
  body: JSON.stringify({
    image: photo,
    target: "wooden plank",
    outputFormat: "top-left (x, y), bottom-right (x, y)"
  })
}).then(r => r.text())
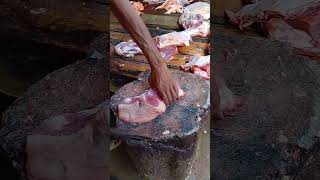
top-left (178, 43), bottom-right (208, 56)
top-left (112, 54), bottom-right (188, 67)
top-left (111, 57), bottom-right (150, 74)
top-left (110, 12), bottom-right (180, 30)
top-left (110, 54), bottom-right (192, 78)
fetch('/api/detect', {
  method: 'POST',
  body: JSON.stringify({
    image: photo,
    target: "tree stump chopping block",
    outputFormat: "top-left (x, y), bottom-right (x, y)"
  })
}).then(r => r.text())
top-left (0, 57), bottom-right (107, 180)
top-left (110, 70), bottom-right (210, 180)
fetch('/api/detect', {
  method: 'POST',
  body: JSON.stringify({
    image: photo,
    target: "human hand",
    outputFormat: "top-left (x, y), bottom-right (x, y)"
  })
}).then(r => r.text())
top-left (149, 63), bottom-right (179, 105)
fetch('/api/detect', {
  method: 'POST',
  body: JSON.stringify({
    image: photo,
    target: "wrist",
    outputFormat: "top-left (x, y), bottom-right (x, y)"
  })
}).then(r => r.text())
top-left (151, 62), bottom-right (167, 73)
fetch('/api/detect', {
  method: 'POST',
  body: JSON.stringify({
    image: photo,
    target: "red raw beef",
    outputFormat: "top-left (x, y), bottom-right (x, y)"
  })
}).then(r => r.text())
top-left (118, 87), bottom-right (185, 123)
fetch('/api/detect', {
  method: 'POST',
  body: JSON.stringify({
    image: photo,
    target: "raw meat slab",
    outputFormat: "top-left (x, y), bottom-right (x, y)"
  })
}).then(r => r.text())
top-left (110, 69), bottom-right (210, 140)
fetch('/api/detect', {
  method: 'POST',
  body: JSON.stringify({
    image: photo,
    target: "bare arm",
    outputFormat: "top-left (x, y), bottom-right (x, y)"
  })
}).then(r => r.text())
top-left (111, 0), bottom-right (179, 105)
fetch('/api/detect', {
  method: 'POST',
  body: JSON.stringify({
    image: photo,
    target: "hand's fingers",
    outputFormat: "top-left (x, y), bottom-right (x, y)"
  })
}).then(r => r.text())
top-left (173, 83), bottom-right (179, 98)
top-left (161, 90), bottom-right (169, 105)
top-left (170, 87), bottom-right (177, 102)
top-left (165, 89), bottom-right (173, 105)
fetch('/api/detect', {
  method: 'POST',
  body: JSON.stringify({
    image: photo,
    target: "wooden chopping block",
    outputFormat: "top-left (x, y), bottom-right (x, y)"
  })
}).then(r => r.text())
top-left (110, 69), bottom-right (210, 180)
top-left (0, 57), bottom-right (107, 180)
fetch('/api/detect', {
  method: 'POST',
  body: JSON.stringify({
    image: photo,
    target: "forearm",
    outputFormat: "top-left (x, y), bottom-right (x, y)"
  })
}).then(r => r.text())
top-left (111, 0), bottom-right (165, 70)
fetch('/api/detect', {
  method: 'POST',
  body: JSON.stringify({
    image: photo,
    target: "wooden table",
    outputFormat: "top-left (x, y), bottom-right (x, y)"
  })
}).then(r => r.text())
top-left (109, 3), bottom-right (210, 92)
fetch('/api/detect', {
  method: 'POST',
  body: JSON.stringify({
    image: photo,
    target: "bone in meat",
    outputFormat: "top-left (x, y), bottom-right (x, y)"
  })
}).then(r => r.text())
top-left (118, 87), bottom-right (185, 123)
top-left (181, 55), bottom-right (210, 80)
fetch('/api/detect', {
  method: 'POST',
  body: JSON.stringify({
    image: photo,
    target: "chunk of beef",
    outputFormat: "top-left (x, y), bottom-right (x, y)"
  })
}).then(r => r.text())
top-left (181, 55), bottom-right (210, 80)
top-left (118, 88), bottom-right (185, 123)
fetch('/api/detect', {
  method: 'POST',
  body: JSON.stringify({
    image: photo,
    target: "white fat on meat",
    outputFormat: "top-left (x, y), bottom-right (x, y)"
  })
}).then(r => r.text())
top-left (115, 40), bottom-right (143, 57)
top-left (179, 13), bottom-right (205, 29)
top-left (182, 2), bottom-right (210, 20)
top-left (179, 2), bottom-right (210, 37)
top-left (185, 21), bottom-right (210, 37)
top-left (118, 88), bottom-right (185, 123)
top-left (155, 31), bottom-right (192, 48)
top-left (181, 55), bottom-right (210, 80)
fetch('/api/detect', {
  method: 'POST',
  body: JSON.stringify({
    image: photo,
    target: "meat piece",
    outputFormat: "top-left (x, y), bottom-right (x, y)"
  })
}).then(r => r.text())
top-left (155, 0), bottom-right (193, 14)
top-left (226, 0), bottom-right (320, 57)
top-left (182, 2), bottom-right (210, 20)
top-left (226, 0), bottom-right (320, 30)
top-left (155, 31), bottom-right (192, 48)
top-left (185, 21), bottom-right (210, 37)
top-left (181, 55), bottom-right (210, 79)
top-left (286, 10), bottom-right (320, 45)
top-left (265, 18), bottom-right (320, 57)
top-left (115, 40), bottom-right (143, 57)
top-left (179, 2), bottom-right (210, 37)
top-left (179, 13), bottom-right (205, 29)
top-left (118, 88), bottom-right (185, 123)
top-left (159, 45), bottom-right (179, 60)
top-left (115, 40), bottom-right (178, 61)
top-left (25, 106), bottom-right (109, 180)
top-left (131, 1), bottom-right (144, 16)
